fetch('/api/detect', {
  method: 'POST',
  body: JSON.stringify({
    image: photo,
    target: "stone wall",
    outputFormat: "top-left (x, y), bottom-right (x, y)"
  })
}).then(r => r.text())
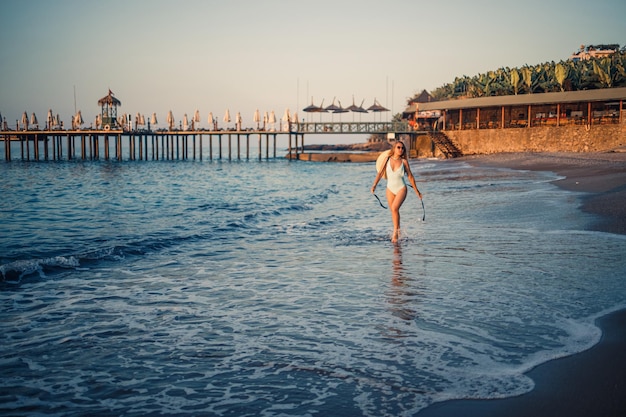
top-left (416, 123), bottom-right (626, 157)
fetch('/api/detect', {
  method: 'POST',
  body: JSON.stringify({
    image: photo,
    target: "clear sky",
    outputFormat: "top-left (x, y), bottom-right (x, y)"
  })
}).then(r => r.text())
top-left (1, 0), bottom-right (624, 129)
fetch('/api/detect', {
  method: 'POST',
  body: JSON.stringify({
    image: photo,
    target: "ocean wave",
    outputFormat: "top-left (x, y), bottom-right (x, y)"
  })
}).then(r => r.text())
top-left (0, 255), bottom-right (80, 282)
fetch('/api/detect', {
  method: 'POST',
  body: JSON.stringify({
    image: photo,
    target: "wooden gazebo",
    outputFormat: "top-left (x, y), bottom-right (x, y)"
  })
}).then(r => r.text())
top-left (97, 89), bottom-right (121, 129)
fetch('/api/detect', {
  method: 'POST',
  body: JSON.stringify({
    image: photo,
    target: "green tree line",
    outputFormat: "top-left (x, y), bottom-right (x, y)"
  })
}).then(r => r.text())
top-left (425, 50), bottom-right (626, 101)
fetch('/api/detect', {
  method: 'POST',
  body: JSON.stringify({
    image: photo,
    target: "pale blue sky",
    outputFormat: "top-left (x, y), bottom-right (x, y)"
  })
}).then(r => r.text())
top-left (1, 0), bottom-right (624, 129)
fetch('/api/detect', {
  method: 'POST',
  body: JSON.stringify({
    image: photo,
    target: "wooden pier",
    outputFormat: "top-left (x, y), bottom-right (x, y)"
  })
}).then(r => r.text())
top-left (0, 130), bottom-right (297, 162)
top-left (1, 121), bottom-right (418, 162)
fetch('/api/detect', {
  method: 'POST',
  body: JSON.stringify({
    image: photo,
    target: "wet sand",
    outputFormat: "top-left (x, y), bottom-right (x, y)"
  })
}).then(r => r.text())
top-left (463, 151), bottom-right (626, 235)
top-left (418, 151), bottom-right (626, 417)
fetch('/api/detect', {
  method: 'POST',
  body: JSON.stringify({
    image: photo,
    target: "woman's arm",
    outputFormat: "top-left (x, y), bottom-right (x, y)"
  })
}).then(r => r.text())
top-left (371, 168), bottom-right (384, 193)
top-left (404, 160), bottom-right (423, 199)
top-left (371, 157), bottom-right (388, 193)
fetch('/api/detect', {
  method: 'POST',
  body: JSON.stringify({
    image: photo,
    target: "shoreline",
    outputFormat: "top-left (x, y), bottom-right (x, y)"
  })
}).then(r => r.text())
top-left (418, 309), bottom-right (626, 417)
top-left (460, 151), bottom-right (626, 235)
top-left (418, 151), bottom-right (626, 416)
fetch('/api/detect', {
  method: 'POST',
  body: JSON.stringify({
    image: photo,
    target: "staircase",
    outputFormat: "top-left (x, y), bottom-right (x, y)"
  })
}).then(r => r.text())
top-left (428, 131), bottom-right (463, 158)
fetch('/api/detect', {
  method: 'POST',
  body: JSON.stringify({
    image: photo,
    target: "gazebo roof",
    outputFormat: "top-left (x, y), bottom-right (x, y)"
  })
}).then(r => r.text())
top-left (408, 89), bottom-right (435, 104)
top-left (97, 89), bottom-right (121, 106)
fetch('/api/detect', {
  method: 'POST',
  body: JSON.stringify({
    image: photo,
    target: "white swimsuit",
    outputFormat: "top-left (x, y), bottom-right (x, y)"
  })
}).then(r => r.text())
top-left (386, 159), bottom-right (406, 194)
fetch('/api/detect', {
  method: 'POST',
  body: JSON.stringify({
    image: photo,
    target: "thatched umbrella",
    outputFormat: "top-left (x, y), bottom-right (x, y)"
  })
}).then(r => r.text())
top-left (367, 98), bottom-right (389, 122)
top-left (302, 97), bottom-right (326, 122)
top-left (325, 97), bottom-right (342, 122)
top-left (333, 100), bottom-right (348, 122)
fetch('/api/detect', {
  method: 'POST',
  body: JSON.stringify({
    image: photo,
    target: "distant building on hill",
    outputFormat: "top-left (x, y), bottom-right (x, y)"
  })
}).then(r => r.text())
top-left (569, 44), bottom-right (619, 61)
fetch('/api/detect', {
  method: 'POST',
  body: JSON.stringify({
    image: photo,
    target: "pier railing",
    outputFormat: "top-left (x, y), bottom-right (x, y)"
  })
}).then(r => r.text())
top-left (293, 121), bottom-right (412, 134)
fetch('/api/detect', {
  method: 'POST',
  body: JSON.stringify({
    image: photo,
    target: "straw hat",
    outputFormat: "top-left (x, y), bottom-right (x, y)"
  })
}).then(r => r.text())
top-left (375, 149), bottom-right (393, 179)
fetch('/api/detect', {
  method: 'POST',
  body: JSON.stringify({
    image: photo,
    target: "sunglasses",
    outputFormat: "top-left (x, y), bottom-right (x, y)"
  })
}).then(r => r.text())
top-left (396, 145), bottom-right (405, 149)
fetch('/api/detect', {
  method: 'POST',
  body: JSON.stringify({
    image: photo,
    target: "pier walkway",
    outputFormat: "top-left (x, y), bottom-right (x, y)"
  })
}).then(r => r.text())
top-left (1, 121), bottom-right (426, 162)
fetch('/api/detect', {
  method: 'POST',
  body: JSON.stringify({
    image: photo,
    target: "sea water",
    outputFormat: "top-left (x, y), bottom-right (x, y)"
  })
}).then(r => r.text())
top-left (1, 145), bottom-right (626, 416)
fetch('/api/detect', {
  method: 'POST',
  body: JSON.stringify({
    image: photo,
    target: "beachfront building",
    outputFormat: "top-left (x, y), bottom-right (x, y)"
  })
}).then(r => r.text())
top-left (403, 87), bottom-right (626, 157)
top-left (97, 90), bottom-right (121, 130)
top-left (569, 44), bottom-right (620, 62)
top-left (404, 87), bottom-right (626, 132)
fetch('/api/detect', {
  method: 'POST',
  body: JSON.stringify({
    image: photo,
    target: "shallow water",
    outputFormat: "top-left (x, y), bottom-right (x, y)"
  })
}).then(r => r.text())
top-left (1, 151), bottom-right (626, 416)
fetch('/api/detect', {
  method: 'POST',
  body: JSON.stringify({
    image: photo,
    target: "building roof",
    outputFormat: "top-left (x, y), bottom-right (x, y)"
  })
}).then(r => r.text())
top-left (405, 87), bottom-right (626, 113)
top-left (97, 89), bottom-right (122, 106)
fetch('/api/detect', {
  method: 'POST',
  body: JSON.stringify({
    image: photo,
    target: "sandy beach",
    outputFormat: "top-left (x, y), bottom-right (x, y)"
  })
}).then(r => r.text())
top-left (418, 151), bottom-right (626, 417)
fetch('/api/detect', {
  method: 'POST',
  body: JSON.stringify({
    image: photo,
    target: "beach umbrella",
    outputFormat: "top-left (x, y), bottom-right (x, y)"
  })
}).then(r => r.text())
top-left (303, 97), bottom-right (327, 122)
top-left (346, 96), bottom-right (361, 112)
top-left (30, 112), bottom-right (38, 127)
top-left (303, 97), bottom-right (326, 113)
top-left (355, 99), bottom-right (368, 113)
top-left (333, 100), bottom-right (348, 122)
top-left (291, 111), bottom-right (298, 124)
top-left (354, 99), bottom-right (368, 122)
top-left (282, 108), bottom-right (290, 132)
top-left (368, 98), bottom-right (389, 122)
top-left (95, 114), bottom-right (102, 129)
top-left (346, 97), bottom-right (367, 121)
top-left (21, 111), bottom-right (28, 130)
top-left (263, 111), bottom-right (268, 130)
top-left (253, 109), bottom-right (260, 129)
top-left (208, 112), bottom-right (214, 130)
top-left (183, 113), bottom-right (189, 131)
top-left (334, 101), bottom-right (348, 113)
top-left (236, 112), bottom-right (242, 130)
top-left (223, 109), bottom-right (231, 124)
top-left (325, 97), bottom-right (341, 112)
top-left (193, 109), bottom-right (200, 124)
top-left (325, 97), bottom-right (343, 122)
top-left (167, 110), bottom-right (174, 130)
top-left (75, 111), bottom-right (84, 128)
top-left (151, 113), bottom-right (157, 126)
top-left (47, 109), bottom-right (53, 129)
top-left (367, 98), bottom-right (389, 113)
top-left (268, 110), bottom-right (276, 131)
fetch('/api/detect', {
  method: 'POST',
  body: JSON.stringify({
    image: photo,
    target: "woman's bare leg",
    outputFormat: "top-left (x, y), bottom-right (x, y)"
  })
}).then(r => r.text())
top-left (387, 187), bottom-right (407, 242)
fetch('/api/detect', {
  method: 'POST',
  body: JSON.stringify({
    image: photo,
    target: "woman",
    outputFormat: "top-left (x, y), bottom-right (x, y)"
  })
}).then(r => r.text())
top-left (371, 142), bottom-right (422, 243)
